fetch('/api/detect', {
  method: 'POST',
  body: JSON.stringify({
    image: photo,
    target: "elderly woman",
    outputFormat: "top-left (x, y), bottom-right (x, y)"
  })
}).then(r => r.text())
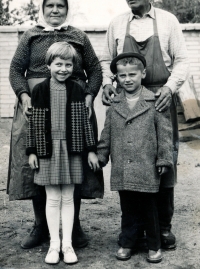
top-left (7, 0), bottom-right (102, 250)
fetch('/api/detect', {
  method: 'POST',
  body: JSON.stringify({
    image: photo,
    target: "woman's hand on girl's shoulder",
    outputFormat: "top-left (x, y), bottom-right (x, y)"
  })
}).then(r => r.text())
top-left (85, 94), bottom-right (93, 119)
top-left (88, 152), bottom-right (100, 172)
top-left (29, 154), bottom-right (39, 170)
top-left (21, 93), bottom-right (32, 121)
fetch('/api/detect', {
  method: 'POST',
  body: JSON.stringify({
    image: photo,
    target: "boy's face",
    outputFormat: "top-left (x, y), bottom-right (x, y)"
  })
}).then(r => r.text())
top-left (47, 57), bottom-right (73, 83)
top-left (116, 63), bottom-right (146, 94)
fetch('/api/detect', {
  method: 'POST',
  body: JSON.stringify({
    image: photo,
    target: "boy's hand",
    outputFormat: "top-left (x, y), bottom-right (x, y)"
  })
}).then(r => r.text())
top-left (29, 154), bottom-right (39, 170)
top-left (158, 166), bottom-right (169, 175)
top-left (88, 152), bottom-right (100, 172)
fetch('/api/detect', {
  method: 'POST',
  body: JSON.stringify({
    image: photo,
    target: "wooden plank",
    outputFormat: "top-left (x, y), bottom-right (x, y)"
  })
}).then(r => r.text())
top-left (177, 75), bottom-right (200, 122)
top-left (179, 120), bottom-right (200, 131)
top-left (179, 129), bottom-right (200, 142)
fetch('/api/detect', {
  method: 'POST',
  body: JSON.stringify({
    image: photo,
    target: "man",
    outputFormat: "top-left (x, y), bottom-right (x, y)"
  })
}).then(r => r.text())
top-left (100, 0), bottom-right (189, 261)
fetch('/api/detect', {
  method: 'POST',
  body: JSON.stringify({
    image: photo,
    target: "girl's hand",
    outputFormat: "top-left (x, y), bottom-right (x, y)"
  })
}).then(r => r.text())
top-left (29, 154), bottom-right (39, 170)
top-left (88, 152), bottom-right (100, 172)
top-left (158, 166), bottom-right (169, 175)
top-left (21, 93), bottom-right (32, 121)
top-left (85, 94), bottom-right (93, 119)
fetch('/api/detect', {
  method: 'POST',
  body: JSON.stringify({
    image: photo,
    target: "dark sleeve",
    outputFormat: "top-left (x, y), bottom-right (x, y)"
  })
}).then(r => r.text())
top-left (97, 107), bottom-right (111, 166)
top-left (9, 30), bottom-right (31, 99)
top-left (26, 109), bottom-right (37, 156)
top-left (82, 102), bottom-right (97, 152)
top-left (26, 85), bottom-right (40, 156)
top-left (82, 33), bottom-right (102, 98)
top-left (155, 108), bottom-right (174, 168)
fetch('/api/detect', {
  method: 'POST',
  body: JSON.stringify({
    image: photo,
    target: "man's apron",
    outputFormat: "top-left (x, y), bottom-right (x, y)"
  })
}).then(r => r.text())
top-left (122, 12), bottom-right (178, 187)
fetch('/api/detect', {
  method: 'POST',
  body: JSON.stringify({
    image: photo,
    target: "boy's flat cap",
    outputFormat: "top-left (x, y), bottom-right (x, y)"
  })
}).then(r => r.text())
top-left (110, 52), bottom-right (146, 74)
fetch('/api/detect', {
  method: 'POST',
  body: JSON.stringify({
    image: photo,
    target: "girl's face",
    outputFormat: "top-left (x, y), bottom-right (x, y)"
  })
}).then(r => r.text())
top-left (48, 57), bottom-right (73, 83)
top-left (43, 0), bottom-right (68, 27)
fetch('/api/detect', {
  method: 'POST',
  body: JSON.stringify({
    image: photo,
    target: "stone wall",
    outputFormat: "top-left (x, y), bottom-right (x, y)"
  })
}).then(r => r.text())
top-left (0, 24), bottom-right (200, 118)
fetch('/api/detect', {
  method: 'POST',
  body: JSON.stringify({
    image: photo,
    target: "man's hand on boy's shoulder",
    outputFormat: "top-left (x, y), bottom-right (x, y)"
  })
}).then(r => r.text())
top-left (102, 84), bottom-right (118, 106)
top-left (158, 166), bottom-right (169, 176)
top-left (155, 86), bottom-right (172, 112)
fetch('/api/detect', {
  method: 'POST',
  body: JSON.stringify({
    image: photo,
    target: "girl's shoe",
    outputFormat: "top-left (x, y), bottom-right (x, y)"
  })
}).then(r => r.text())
top-left (62, 246), bottom-right (78, 264)
top-left (45, 247), bottom-right (60, 264)
top-left (146, 249), bottom-right (162, 263)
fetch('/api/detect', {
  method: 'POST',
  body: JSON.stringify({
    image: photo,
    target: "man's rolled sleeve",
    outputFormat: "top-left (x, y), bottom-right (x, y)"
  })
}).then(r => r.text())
top-left (100, 21), bottom-right (118, 87)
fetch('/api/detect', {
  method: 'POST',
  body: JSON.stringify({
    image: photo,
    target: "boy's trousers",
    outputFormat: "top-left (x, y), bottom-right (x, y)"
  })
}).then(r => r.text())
top-left (118, 190), bottom-right (161, 251)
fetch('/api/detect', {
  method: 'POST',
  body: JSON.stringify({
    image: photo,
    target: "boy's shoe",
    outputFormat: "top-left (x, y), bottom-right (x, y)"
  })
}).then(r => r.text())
top-left (45, 247), bottom-right (60, 264)
top-left (116, 247), bottom-right (132, 261)
top-left (146, 249), bottom-right (162, 263)
top-left (21, 223), bottom-right (49, 249)
top-left (72, 225), bottom-right (88, 248)
top-left (62, 246), bottom-right (78, 264)
top-left (161, 231), bottom-right (176, 250)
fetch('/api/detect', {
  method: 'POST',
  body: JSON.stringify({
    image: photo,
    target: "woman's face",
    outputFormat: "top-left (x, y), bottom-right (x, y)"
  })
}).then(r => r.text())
top-left (43, 0), bottom-right (68, 27)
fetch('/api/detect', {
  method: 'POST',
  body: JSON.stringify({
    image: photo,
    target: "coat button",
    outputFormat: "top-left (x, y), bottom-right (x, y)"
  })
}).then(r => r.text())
top-left (127, 159), bottom-right (132, 164)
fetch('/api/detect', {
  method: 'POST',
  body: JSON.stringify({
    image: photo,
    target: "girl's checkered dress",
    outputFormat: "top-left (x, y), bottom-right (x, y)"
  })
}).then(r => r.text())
top-left (34, 79), bottom-right (83, 186)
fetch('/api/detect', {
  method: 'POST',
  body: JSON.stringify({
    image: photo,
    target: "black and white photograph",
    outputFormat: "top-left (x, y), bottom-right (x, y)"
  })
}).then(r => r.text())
top-left (0, 0), bottom-right (200, 268)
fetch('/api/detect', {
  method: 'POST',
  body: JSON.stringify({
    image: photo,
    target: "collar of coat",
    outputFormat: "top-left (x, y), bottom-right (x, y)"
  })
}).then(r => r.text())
top-left (31, 78), bottom-right (85, 108)
top-left (111, 86), bottom-right (156, 121)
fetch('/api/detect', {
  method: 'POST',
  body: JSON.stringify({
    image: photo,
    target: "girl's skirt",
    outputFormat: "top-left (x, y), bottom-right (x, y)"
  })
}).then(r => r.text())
top-left (34, 139), bottom-right (83, 186)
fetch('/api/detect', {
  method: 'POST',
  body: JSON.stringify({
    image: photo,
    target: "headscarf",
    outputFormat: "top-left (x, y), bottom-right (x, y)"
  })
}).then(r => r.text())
top-left (37, 0), bottom-right (72, 31)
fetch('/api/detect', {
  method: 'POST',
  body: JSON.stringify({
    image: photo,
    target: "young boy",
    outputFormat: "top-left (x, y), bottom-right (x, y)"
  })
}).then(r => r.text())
top-left (88, 52), bottom-right (174, 263)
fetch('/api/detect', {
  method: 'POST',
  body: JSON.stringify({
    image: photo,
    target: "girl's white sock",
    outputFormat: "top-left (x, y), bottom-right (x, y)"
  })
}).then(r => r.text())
top-left (50, 240), bottom-right (61, 250)
top-left (61, 184), bottom-right (74, 247)
top-left (45, 185), bottom-right (61, 245)
top-left (62, 240), bottom-right (72, 249)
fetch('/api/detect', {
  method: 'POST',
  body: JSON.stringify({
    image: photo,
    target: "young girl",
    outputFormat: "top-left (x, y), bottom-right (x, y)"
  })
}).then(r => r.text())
top-left (26, 42), bottom-right (98, 265)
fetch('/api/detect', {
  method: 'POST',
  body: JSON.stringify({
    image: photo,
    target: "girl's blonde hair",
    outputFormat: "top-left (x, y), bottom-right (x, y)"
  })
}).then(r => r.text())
top-left (45, 42), bottom-right (77, 65)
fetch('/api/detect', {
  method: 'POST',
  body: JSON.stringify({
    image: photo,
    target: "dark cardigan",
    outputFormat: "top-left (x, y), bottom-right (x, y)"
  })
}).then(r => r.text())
top-left (26, 78), bottom-right (96, 158)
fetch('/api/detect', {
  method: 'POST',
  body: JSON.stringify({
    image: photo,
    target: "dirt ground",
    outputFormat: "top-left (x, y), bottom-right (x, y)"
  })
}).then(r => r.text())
top-left (1, 117), bottom-right (200, 269)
